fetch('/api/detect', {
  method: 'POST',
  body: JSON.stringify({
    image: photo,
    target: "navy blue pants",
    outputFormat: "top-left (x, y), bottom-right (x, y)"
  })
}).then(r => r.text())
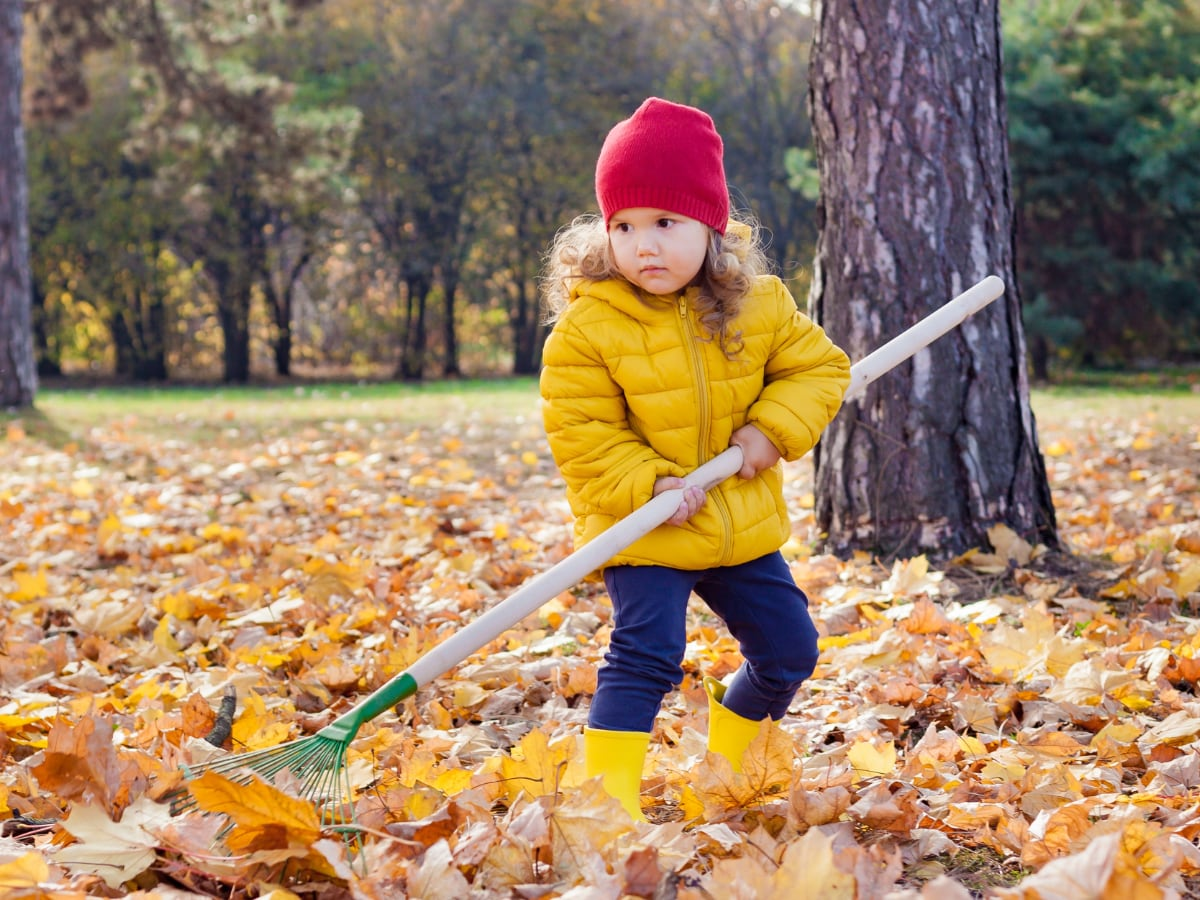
top-left (588, 551), bottom-right (819, 733)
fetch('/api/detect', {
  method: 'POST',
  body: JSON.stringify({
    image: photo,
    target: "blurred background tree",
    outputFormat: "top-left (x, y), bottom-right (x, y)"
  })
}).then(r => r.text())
top-left (1004, 0), bottom-right (1200, 377)
top-left (12, 0), bottom-right (1200, 384)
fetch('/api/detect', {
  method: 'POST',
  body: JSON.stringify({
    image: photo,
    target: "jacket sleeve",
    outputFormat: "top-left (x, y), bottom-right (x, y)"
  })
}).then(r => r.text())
top-left (540, 313), bottom-right (679, 520)
top-left (747, 282), bottom-right (851, 461)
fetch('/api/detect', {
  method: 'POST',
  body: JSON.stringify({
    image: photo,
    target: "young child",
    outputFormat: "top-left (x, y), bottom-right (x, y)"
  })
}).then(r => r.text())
top-left (539, 97), bottom-right (850, 820)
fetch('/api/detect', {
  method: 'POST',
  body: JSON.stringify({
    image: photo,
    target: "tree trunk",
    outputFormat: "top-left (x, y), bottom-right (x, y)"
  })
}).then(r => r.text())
top-left (32, 278), bottom-right (60, 377)
top-left (0, 1), bottom-right (36, 408)
top-left (265, 232), bottom-right (313, 378)
top-left (510, 276), bottom-right (543, 376)
top-left (264, 276), bottom-right (292, 377)
top-left (208, 253), bottom-right (254, 384)
top-left (441, 267), bottom-right (460, 378)
top-left (809, 0), bottom-right (1057, 560)
top-left (396, 269), bottom-right (430, 382)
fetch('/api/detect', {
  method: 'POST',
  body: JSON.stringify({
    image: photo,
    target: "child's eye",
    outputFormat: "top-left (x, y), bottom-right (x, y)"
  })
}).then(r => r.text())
top-left (656, 218), bottom-right (673, 228)
top-left (613, 222), bottom-right (632, 233)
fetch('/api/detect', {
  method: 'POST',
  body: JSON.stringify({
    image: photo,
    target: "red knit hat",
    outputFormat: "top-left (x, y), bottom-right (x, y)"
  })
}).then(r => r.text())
top-left (595, 97), bottom-right (729, 235)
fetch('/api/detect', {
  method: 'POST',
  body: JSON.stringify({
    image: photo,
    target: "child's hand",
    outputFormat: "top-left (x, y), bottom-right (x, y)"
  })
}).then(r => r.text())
top-left (729, 424), bottom-right (782, 479)
top-left (653, 477), bottom-right (706, 526)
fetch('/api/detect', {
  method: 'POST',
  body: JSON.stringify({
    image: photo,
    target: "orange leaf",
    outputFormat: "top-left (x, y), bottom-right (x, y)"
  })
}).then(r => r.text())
top-left (185, 769), bottom-right (321, 851)
top-left (31, 714), bottom-right (144, 813)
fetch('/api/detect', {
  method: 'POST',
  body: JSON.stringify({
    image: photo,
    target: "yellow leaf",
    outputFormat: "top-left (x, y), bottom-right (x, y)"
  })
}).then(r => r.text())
top-left (303, 556), bottom-right (367, 602)
top-left (818, 627), bottom-right (875, 651)
top-left (10, 568), bottom-right (48, 603)
top-left (548, 778), bottom-right (635, 879)
top-left (774, 826), bottom-right (857, 898)
top-left (0, 852), bottom-right (49, 889)
top-left (980, 758), bottom-right (1026, 782)
top-left (231, 690), bottom-right (295, 751)
top-left (847, 740), bottom-right (896, 783)
top-left (521, 451), bottom-right (539, 466)
top-left (97, 513), bottom-right (124, 549)
top-left (186, 769), bottom-right (321, 850)
top-left (1174, 560), bottom-right (1200, 598)
top-left (742, 720), bottom-right (797, 794)
top-left (881, 554), bottom-right (933, 594)
top-left (499, 728), bottom-right (583, 803)
top-left (692, 721), bottom-right (795, 814)
top-left (199, 522), bottom-right (247, 546)
top-left (153, 616), bottom-right (180, 654)
top-left (957, 734), bottom-right (988, 758)
top-left (988, 523), bottom-right (1034, 565)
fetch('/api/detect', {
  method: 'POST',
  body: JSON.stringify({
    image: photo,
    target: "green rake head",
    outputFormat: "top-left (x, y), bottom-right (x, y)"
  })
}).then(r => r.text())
top-left (167, 731), bottom-right (359, 834)
top-left (166, 673), bottom-right (419, 834)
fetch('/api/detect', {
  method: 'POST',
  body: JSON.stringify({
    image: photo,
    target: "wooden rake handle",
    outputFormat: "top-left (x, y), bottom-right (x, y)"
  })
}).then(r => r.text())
top-left (319, 275), bottom-right (1006, 740)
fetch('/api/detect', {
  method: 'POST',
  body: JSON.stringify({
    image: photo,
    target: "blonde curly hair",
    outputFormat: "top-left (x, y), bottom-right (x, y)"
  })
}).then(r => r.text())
top-left (540, 214), bottom-right (771, 358)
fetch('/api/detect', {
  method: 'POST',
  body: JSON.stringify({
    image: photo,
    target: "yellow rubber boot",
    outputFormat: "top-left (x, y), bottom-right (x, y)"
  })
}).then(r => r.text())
top-left (704, 676), bottom-right (766, 774)
top-left (584, 727), bottom-right (650, 822)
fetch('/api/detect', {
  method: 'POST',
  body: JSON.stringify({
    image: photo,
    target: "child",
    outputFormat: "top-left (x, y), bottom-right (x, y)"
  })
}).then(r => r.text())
top-left (539, 97), bottom-right (850, 820)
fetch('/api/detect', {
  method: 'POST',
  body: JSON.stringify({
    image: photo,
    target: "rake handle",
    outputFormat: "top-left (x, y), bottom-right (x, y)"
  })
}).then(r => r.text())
top-left (319, 275), bottom-right (1006, 742)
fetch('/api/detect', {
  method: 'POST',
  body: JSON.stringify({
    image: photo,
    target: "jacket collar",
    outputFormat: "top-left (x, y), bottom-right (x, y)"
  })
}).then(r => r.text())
top-left (571, 278), bottom-right (698, 322)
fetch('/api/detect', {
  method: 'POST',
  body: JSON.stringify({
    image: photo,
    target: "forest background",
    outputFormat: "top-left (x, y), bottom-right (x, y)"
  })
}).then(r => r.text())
top-left (19, 0), bottom-right (1200, 387)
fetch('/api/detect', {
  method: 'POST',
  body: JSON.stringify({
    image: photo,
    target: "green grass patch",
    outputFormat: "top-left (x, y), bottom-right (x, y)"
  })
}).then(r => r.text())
top-left (1030, 386), bottom-right (1200, 435)
top-left (6, 374), bottom-right (1198, 451)
top-left (1046, 366), bottom-right (1200, 393)
top-left (3, 377), bottom-right (543, 449)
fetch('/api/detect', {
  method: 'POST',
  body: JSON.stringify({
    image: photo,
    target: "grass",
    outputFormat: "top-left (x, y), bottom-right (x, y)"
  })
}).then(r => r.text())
top-left (1030, 385), bottom-right (1200, 436)
top-left (4, 374), bottom-right (1199, 450)
top-left (4, 377), bottom-right (543, 448)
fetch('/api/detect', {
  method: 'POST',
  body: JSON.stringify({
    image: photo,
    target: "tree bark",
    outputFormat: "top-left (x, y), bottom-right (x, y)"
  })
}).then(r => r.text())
top-left (809, 0), bottom-right (1057, 560)
top-left (0, 1), bottom-right (36, 408)
top-left (396, 267), bottom-right (430, 382)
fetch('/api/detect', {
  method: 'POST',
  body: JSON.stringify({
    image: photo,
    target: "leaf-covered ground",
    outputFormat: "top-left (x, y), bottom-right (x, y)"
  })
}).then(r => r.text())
top-left (1, 385), bottom-right (1198, 899)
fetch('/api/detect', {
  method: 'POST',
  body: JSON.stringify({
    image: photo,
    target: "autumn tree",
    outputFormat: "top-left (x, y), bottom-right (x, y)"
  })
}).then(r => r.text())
top-left (808, 0), bottom-right (1057, 559)
top-left (25, 0), bottom-right (357, 384)
top-left (332, 0), bottom-right (492, 381)
top-left (482, 0), bottom-right (670, 375)
top-left (26, 63), bottom-right (189, 381)
top-left (0, 0), bottom-right (35, 409)
top-left (662, 0), bottom-right (818, 272)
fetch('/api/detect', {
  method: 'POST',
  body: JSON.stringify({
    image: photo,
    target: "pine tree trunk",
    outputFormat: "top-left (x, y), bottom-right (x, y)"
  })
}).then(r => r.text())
top-left (809, 0), bottom-right (1057, 559)
top-left (0, 1), bottom-right (36, 408)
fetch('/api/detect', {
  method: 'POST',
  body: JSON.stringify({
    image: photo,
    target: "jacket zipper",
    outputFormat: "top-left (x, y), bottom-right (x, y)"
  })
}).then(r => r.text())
top-left (678, 293), bottom-right (734, 564)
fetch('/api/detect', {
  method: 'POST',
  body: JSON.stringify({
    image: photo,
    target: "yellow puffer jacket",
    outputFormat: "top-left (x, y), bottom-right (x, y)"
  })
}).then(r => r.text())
top-left (540, 274), bottom-right (850, 569)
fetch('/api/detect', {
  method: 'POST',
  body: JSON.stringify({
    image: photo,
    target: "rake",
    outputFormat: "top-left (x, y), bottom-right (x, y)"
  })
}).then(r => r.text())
top-left (168, 275), bottom-right (1006, 824)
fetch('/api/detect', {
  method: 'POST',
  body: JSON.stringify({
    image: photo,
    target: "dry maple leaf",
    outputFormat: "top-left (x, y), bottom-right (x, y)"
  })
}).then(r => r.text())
top-left (406, 839), bottom-right (471, 900)
top-left (51, 797), bottom-right (169, 889)
top-left (183, 767), bottom-right (342, 878)
top-left (29, 714), bottom-right (146, 816)
top-left (496, 727), bottom-right (584, 805)
top-left (547, 778), bottom-right (633, 881)
top-left (681, 721), bottom-right (795, 821)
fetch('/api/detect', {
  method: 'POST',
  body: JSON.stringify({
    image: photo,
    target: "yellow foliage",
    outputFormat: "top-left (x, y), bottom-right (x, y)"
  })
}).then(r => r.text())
top-left (9, 568), bottom-right (48, 603)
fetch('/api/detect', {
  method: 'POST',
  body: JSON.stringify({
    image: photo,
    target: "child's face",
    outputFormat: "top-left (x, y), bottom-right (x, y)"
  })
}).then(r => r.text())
top-left (607, 208), bottom-right (709, 296)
